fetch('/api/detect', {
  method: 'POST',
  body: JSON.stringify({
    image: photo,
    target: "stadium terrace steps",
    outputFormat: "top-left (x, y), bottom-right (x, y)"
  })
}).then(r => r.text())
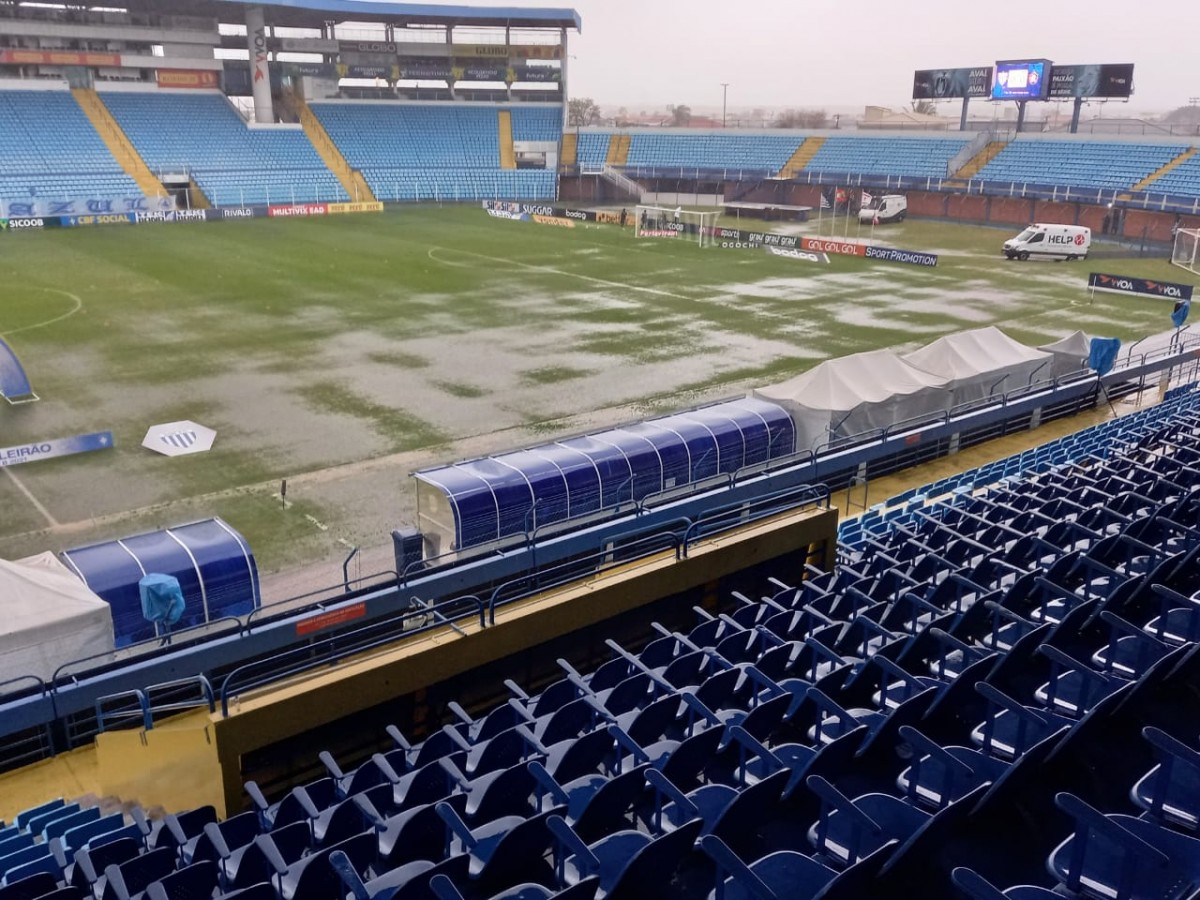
top-left (606, 133), bottom-right (631, 166)
top-left (975, 139), bottom-right (1187, 192)
top-left (297, 98), bottom-right (377, 202)
top-left (952, 139), bottom-right (1009, 181)
top-left (497, 110), bottom-right (516, 169)
top-left (101, 91), bottom-right (349, 207)
top-left (1133, 146), bottom-right (1199, 193)
top-left (560, 131), bottom-right (577, 168)
top-left (188, 177), bottom-right (212, 209)
top-left (0, 90), bottom-right (143, 202)
top-left (778, 135), bottom-right (824, 178)
top-left (310, 103), bottom-right (556, 202)
top-left (71, 88), bottom-right (168, 201)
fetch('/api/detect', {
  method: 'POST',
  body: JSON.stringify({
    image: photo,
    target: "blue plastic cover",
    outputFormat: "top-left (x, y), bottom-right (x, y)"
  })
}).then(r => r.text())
top-left (415, 398), bottom-right (795, 550)
top-left (139, 574), bottom-right (185, 627)
top-left (61, 518), bottom-right (259, 646)
top-left (0, 337), bottom-right (34, 400)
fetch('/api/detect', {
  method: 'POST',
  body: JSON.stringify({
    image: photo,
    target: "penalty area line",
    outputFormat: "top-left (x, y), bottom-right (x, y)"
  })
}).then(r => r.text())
top-left (3, 466), bottom-right (60, 528)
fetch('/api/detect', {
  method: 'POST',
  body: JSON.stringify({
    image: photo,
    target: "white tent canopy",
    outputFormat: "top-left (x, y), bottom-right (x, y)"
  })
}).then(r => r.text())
top-left (0, 553), bottom-right (115, 684)
top-left (1039, 331), bottom-right (1092, 380)
top-left (752, 349), bottom-right (953, 449)
top-left (902, 326), bottom-right (1054, 405)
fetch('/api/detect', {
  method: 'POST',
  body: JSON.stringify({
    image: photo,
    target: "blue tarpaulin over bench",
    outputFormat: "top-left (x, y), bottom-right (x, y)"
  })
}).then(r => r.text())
top-left (60, 518), bottom-right (260, 646)
top-left (415, 398), bottom-right (796, 551)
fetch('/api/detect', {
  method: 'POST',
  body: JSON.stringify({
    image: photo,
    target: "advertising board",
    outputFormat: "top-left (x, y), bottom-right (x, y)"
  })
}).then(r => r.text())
top-left (992, 59), bottom-right (1052, 100)
top-left (912, 67), bottom-right (992, 99)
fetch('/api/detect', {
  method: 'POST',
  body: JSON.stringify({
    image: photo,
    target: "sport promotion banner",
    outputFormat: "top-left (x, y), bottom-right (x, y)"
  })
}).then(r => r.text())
top-left (0, 431), bottom-right (114, 467)
top-left (711, 227), bottom-right (938, 267)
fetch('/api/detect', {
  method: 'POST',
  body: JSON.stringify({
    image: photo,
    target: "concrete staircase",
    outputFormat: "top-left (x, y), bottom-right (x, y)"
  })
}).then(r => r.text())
top-left (71, 87), bottom-right (168, 201)
top-left (599, 165), bottom-right (643, 201)
top-left (778, 136), bottom-right (825, 179)
top-left (605, 133), bottom-right (631, 166)
top-left (498, 110), bottom-right (516, 169)
top-left (297, 98), bottom-right (376, 202)
top-left (952, 140), bottom-right (1008, 181)
top-left (560, 131), bottom-right (578, 169)
top-left (1131, 147), bottom-right (1198, 193)
top-left (187, 178), bottom-right (211, 209)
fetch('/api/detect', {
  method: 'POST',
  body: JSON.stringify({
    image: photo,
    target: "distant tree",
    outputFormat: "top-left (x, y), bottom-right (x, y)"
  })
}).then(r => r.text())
top-left (568, 97), bottom-right (601, 127)
top-left (910, 99), bottom-right (937, 115)
top-left (614, 106), bottom-right (633, 127)
top-left (668, 104), bottom-right (692, 126)
top-left (1162, 104), bottom-right (1200, 125)
top-left (773, 108), bottom-right (828, 129)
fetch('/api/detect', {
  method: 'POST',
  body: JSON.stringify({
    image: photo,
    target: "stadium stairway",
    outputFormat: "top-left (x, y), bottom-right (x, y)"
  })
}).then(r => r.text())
top-left (187, 178), bottom-right (211, 210)
top-left (1131, 146), bottom-right (1199, 193)
top-left (950, 139), bottom-right (1009, 182)
top-left (70, 87), bottom-right (168, 202)
top-left (296, 97), bottom-right (376, 203)
top-left (497, 110), bottom-right (516, 170)
top-left (778, 135), bottom-right (824, 179)
top-left (560, 131), bottom-right (577, 169)
top-left (605, 133), bottom-right (631, 166)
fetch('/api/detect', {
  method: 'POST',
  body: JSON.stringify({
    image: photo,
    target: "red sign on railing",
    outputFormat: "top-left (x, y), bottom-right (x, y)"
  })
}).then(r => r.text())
top-left (295, 602), bottom-right (366, 637)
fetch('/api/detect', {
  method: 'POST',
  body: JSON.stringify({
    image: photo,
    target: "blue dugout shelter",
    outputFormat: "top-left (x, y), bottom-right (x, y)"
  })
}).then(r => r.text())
top-left (61, 518), bottom-right (260, 646)
top-left (0, 337), bottom-right (37, 403)
top-left (414, 398), bottom-right (796, 554)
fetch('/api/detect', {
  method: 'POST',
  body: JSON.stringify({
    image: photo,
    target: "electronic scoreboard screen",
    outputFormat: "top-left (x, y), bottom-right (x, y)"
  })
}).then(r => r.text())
top-left (992, 59), bottom-right (1052, 100)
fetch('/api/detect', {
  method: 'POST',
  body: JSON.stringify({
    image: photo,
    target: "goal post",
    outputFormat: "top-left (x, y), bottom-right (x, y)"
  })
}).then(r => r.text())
top-left (1172, 227), bottom-right (1200, 276)
top-left (634, 205), bottom-right (721, 247)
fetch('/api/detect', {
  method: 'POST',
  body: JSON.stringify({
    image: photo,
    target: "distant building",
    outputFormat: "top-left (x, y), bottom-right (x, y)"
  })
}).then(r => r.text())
top-left (857, 106), bottom-right (954, 131)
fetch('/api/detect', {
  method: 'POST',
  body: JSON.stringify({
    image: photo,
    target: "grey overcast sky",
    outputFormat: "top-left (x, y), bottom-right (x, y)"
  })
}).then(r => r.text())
top-left (506, 0), bottom-right (1195, 114)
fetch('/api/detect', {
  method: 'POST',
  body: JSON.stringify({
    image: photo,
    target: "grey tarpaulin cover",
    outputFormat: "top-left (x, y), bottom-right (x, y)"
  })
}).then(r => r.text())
top-left (0, 552), bottom-right (115, 683)
top-left (902, 326), bottom-right (1053, 405)
top-left (1039, 331), bottom-right (1092, 380)
top-left (752, 349), bottom-right (953, 449)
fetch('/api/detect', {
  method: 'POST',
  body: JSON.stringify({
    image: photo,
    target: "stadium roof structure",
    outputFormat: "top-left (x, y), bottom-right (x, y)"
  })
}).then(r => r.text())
top-left (135, 0), bottom-right (581, 31)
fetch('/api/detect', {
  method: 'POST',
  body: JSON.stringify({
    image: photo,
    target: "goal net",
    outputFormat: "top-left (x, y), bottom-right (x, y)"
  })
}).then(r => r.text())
top-left (635, 205), bottom-right (721, 247)
top-left (1172, 227), bottom-right (1200, 276)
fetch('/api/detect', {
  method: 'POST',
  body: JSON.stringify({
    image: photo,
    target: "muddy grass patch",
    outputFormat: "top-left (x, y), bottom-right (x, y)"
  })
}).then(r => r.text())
top-left (432, 379), bottom-right (489, 399)
top-left (521, 365), bottom-right (591, 385)
top-left (295, 383), bottom-right (448, 452)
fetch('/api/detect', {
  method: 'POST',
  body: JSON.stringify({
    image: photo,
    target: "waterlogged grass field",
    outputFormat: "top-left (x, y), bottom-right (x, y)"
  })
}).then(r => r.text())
top-left (0, 205), bottom-right (1191, 589)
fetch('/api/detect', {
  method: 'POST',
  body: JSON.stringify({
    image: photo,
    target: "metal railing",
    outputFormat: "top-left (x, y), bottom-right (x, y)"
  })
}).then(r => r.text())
top-left (219, 593), bottom-right (487, 715)
top-left (575, 164), bottom-right (1200, 217)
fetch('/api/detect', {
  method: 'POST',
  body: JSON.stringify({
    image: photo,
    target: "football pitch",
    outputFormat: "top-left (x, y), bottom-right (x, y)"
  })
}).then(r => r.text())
top-left (0, 205), bottom-right (1188, 592)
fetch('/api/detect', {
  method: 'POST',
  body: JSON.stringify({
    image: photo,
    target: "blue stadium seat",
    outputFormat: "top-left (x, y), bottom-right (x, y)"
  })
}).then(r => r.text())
top-left (0, 91), bottom-right (142, 204)
top-left (312, 103), bottom-right (557, 202)
top-left (101, 92), bottom-right (347, 206)
top-left (978, 140), bottom-right (1188, 193)
top-left (805, 136), bottom-right (972, 179)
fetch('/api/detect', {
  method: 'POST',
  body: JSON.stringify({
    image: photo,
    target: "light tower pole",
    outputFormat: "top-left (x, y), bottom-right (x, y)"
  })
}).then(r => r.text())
top-left (721, 82), bottom-right (730, 127)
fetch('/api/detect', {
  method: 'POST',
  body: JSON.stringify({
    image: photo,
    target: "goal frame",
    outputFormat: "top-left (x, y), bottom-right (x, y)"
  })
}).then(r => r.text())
top-left (634, 205), bottom-right (721, 247)
top-left (1172, 227), bottom-right (1200, 276)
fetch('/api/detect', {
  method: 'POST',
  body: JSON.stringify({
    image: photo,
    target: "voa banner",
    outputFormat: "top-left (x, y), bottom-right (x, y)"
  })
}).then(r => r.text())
top-left (1089, 273), bottom-right (1194, 302)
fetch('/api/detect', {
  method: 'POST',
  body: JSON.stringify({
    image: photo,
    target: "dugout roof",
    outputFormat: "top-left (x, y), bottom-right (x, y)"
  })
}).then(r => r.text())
top-left (132, 0), bottom-right (581, 31)
top-left (415, 398), bottom-right (795, 550)
top-left (61, 517), bottom-right (260, 647)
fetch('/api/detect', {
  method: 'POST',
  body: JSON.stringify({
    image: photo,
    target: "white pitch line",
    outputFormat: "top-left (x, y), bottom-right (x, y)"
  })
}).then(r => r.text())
top-left (3, 466), bottom-right (60, 528)
top-left (1, 289), bottom-right (84, 337)
top-left (429, 245), bottom-right (698, 301)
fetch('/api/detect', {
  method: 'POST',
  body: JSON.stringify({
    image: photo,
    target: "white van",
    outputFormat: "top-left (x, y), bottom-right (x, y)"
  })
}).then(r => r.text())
top-left (859, 194), bottom-right (907, 224)
top-left (1003, 223), bottom-right (1091, 261)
